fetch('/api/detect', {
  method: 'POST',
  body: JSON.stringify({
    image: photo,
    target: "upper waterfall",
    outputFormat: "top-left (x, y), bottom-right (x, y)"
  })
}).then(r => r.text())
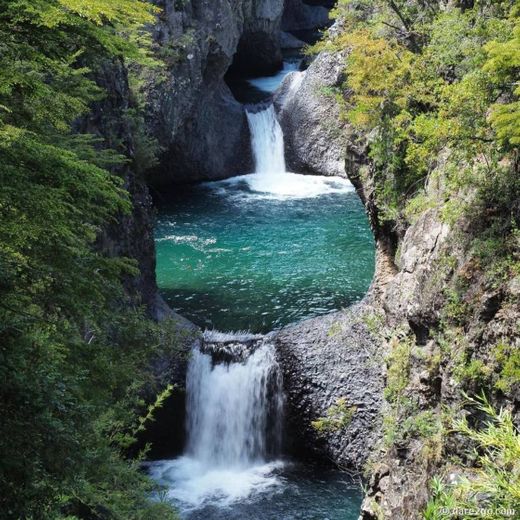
top-left (246, 105), bottom-right (286, 175)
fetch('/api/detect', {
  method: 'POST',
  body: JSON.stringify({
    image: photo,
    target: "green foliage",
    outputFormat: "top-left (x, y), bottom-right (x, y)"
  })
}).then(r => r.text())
top-left (312, 397), bottom-right (357, 433)
top-left (0, 1), bottom-right (179, 518)
top-left (361, 310), bottom-right (385, 338)
top-left (319, 0), bottom-right (519, 232)
top-left (484, 10), bottom-right (520, 146)
top-left (492, 342), bottom-right (520, 393)
top-left (442, 287), bottom-right (471, 326)
top-left (425, 394), bottom-right (520, 519)
top-left (454, 358), bottom-right (492, 386)
top-left (383, 397), bottom-right (442, 450)
top-left (383, 336), bottom-right (412, 403)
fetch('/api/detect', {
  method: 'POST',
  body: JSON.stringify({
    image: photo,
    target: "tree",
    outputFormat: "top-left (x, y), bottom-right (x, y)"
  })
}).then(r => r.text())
top-left (0, 1), bottom-right (178, 517)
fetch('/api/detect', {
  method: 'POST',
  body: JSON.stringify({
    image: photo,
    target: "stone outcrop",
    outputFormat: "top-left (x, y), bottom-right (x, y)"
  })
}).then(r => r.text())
top-left (80, 60), bottom-right (161, 313)
top-left (282, 0), bottom-right (330, 31)
top-left (353, 174), bottom-right (520, 518)
top-left (146, 0), bottom-right (285, 186)
top-left (274, 50), bottom-right (349, 177)
top-left (273, 303), bottom-right (385, 469)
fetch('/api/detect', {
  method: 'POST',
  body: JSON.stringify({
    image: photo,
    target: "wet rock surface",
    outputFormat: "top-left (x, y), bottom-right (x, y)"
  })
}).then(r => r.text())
top-left (146, 0), bottom-right (285, 185)
top-left (273, 303), bottom-right (385, 470)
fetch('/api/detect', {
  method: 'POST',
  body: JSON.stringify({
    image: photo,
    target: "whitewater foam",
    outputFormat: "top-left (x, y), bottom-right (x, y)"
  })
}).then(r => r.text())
top-left (148, 341), bottom-right (284, 513)
top-left (211, 172), bottom-right (353, 200)
top-left (148, 457), bottom-right (284, 509)
top-left (246, 60), bottom-right (301, 94)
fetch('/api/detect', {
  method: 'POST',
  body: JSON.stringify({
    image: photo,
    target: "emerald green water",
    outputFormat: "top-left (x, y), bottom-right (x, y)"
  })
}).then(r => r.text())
top-left (155, 174), bottom-right (375, 333)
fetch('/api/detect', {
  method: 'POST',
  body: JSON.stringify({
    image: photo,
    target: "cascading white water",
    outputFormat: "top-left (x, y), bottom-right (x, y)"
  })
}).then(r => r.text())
top-left (186, 343), bottom-right (283, 468)
top-left (148, 338), bottom-right (285, 509)
top-left (246, 105), bottom-right (286, 175)
top-left (225, 104), bottom-right (353, 199)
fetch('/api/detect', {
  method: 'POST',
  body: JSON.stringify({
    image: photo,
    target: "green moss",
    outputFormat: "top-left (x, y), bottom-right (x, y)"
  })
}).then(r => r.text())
top-left (327, 321), bottom-right (343, 337)
top-left (384, 337), bottom-right (412, 403)
top-left (312, 397), bottom-right (357, 433)
top-left (159, 29), bottom-right (196, 66)
top-left (493, 342), bottom-right (520, 393)
top-left (362, 310), bottom-right (386, 338)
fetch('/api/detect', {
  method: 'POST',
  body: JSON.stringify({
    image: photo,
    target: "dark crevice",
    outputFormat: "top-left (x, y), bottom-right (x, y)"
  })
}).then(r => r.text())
top-left (408, 319), bottom-right (431, 346)
top-left (227, 31), bottom-right (283, 78)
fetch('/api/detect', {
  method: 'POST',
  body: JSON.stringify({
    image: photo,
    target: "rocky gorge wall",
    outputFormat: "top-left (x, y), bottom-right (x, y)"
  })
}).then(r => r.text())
top-left (274, 50), bottom-right (349, 177)
top-left (91, 0), bottom-right (338, 315)
top-left (87, 3), bottom-right (519, 517)
top-left (271, 18), bottom-right (519, 518)
top-left (145, 0), bottom-right (285, 185)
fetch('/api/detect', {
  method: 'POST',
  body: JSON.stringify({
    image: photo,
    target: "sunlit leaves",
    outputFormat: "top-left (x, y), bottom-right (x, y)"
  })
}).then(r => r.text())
top-left (0, 1), bottom-right (178, 518)
top-left (342, 30), bottom-right (413, 128)
top-left (485, 18), bottom-right (520, 145)
top-left (323, 2), bottom-right (519, 225)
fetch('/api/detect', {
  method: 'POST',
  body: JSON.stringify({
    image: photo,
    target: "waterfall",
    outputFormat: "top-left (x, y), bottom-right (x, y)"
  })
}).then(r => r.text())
top-left (217, 103), bottom-right (352, 199)
top-left (147, 337), bottom-right (285, 508)
top-left (246, 105), bottom-right (286, 175)
top-left (186, 341), bottom-right (283, 469)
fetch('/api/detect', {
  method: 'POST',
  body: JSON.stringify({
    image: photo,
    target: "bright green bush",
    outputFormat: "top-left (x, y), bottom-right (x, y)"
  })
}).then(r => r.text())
top-left (425, 394), bottom-right (520, 520)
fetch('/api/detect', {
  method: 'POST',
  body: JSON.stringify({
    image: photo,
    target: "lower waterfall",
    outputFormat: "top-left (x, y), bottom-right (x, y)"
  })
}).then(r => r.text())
top-left (148, 336), bottom-right (287, 511)
top-left (186, 341), bottom-right (284, 468)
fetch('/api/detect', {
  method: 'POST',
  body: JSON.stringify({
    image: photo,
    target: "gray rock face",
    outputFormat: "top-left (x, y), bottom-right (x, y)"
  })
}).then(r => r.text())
top-left (282, 0), bottom-right (330, 31)
top-left (279, 30), bottom-right (306, 49)
top-left (80, 61), bottom-right (160, 312)
top-left (274, 50), bottom-right (349, 177)
top-left (146, 0), bottom-right (284, 185)
top-left (354, 177), bottom-right (520, 518)
top-left (155, 83), bottom-right (252, 183)
top-left (384, 208), bottom-right (450, 324)
top-left (273, 304), bottom-right (385, 469)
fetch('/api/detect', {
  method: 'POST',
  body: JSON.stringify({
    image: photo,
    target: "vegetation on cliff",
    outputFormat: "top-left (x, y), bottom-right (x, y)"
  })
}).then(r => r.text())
top-left (0, 1), bottom-right (178, 518)
top-left (316, 0), bottom-right (519, 516)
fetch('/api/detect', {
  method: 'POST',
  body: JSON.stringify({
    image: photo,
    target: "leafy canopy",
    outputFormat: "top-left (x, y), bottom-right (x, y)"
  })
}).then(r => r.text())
top-left (319, 0), bottom-right (519, 227)
top-left (0, 1), bottom-right (179, 518)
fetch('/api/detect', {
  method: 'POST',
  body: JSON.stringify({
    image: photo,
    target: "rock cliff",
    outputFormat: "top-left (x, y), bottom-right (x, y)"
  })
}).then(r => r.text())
top-left (274, 303), bottom-right (384, 470)
top-left (355, 174), bottom-right (520, 519)
top-left (145, 0), bottom-right (285, 185)
top-left (282, 0), bottom-right (330, 32)
top-left (80, 60), bottom-right (160, 312)
top-left (272, 16), bottom-right (519, 517)
top-left (274, 50), bottom-right (349, 177)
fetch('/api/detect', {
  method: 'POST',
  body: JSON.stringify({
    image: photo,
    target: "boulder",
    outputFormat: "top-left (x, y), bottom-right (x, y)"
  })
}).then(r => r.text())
top-left (273, 303), bottom-right (385, 469)
top-left (274, 50), bottom-right (349, 177)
